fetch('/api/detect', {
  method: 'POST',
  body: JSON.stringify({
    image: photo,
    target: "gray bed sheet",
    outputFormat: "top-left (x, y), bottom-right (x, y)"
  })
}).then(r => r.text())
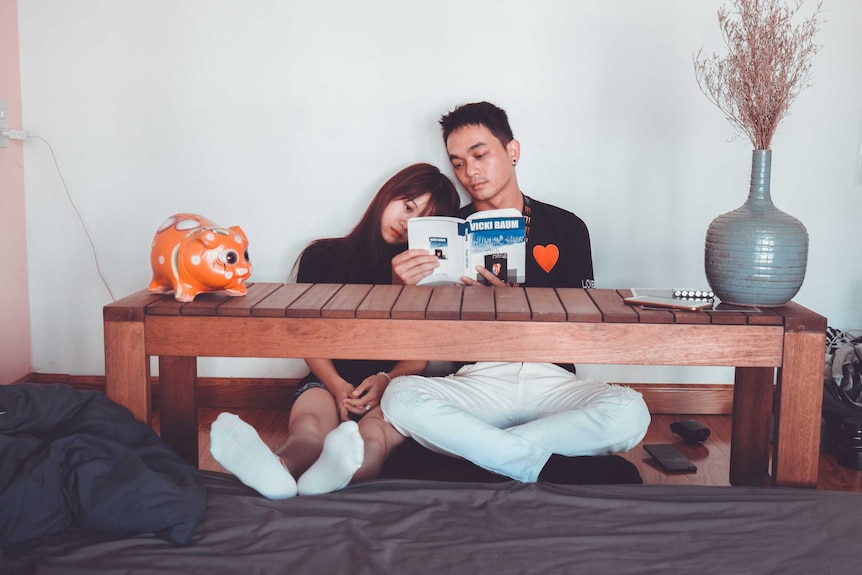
top-left (6, 471), bottom-right (862, 574)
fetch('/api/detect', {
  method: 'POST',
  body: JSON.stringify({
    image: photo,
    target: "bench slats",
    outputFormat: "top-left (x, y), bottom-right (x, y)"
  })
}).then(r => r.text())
top-left (427, 285), bottom-right (464, 320)
top-left (147, 295), bottom-right (186, 316)
top-left (589, 290), bottom-right (639, 323)
top-left (287, 283), bottom-right (344, 318)
top-left (555, 288), bottom-right (602, 323)
top-left (180, 292), bottom-right (234, 316)
top-left (252, 283), bottom-right (313, 317)
top-left (357, 285), bottom-right (403, 319)
top-left (461, 286), bottom-right (496, 321)
top-left (103, 290), bottom-right (165, 322)
top-left (112, 284), bottom-right (789, 327)
top-left (391, 285), bottom-right (432, 320)
top-left (525, 288), bottom-right (566, 322)
top-left (495, 287), bottom-right (531, 321)
top-left (322, 284), bottom-right (374, 319)
top-left (746, 308), bottom-right (785, 326)
top-left (217, 283), bottom-right (283, 317)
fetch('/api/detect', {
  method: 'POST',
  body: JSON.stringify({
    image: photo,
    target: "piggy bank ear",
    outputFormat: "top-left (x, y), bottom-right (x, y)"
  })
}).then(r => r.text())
top-left (200, 230), bottom-right (222, 248)
top-left (229, 226), bottom-right (248, 244)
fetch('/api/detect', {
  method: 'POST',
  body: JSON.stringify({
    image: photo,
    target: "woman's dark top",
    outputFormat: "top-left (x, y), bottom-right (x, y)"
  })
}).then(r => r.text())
top-left (295, 241), bottom-right (402, 388)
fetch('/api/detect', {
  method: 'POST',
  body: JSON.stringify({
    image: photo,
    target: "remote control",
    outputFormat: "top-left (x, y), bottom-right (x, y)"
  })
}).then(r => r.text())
top-left (643, 444), bottom-right (697, 473)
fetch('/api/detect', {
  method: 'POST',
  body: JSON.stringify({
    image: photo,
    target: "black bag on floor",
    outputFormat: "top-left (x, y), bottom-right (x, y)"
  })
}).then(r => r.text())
top-left (822, 327), bottom-right (862, 449)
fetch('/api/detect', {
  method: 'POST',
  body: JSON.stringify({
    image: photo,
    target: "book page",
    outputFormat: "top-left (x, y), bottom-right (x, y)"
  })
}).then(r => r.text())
top-left (465, 209), bottom-right (526, 284)
top-left (407, 216), bottom-right (469, 285)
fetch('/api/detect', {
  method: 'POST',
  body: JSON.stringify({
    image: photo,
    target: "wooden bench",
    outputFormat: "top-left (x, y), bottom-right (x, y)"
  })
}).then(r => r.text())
top-left (103, 284), bottom-right (826, 488)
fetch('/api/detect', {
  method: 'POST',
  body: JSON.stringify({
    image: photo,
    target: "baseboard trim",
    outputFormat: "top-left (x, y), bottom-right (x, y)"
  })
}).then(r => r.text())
top-left (23, 373), bottom-right (735, 415)
top-left (10, 371), bottom-right (37, 385)
top-left (631, 383), bottom-right (734, 415)
top-left (25, 373), bottom-right (298, 409)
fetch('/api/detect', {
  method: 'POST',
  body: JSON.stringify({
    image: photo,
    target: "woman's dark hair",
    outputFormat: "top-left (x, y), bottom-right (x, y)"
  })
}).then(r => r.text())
top-left (291, 163), bottom-right (460, 283)
top-left (439, 101), bottom-right (514, 148)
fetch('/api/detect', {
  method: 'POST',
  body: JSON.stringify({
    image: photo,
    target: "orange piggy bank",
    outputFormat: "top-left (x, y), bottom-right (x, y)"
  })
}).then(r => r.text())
top-left (148, 213), bottom-right (252, 302)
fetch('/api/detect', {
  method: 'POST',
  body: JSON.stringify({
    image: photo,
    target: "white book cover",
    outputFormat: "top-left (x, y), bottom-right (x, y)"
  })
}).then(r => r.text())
top-left (407, 208), bottom-right (526, 286)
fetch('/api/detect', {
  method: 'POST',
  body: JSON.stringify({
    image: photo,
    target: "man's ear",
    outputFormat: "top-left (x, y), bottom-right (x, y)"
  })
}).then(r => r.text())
top-left (507, 139), bottom-right (521, 165)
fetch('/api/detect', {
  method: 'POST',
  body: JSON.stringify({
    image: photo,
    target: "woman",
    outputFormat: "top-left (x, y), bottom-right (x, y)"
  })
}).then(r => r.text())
top-left (210, 163), bottom-right (459, 498)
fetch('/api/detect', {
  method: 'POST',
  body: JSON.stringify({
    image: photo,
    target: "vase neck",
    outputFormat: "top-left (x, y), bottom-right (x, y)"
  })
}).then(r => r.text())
top-left (748, 149), bottom-right (772, 204)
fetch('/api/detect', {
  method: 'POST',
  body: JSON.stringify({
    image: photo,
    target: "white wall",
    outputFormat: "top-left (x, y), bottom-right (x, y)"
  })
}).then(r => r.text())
top-left (16, 0), bottom-right (862, 382)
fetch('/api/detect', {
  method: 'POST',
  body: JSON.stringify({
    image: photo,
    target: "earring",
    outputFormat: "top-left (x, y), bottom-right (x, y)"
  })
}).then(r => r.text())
top-left (512, 159), bottom-right (517, 166)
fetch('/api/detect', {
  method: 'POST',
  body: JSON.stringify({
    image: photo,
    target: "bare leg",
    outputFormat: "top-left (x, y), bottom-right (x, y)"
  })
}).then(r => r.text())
top-left (293, 406), bottom-right (405, 495)
top-left (296, 420), bottom-right (364, 496)
top-left (275, 388), bottom-right (340, 478)
top-left (351, 407), bottom-right (406, 483)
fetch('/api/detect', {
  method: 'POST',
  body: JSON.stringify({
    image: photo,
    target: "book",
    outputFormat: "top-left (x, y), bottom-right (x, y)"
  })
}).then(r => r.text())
top-left (407, 208), bottom-right (526, 286)
top-left (623, 295), bottom-right (713, 311)
top-left (627, 288), bottom-right (762, 312)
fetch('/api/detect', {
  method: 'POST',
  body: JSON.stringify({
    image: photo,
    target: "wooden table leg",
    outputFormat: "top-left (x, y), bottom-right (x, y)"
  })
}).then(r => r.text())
top-left (104, 319), bottom-right (151, 425)
top-left (730, 366), bottom-right (774, 487)
top-left (158, 355), bottom-right (198, 466)
top-left (772, 329), bottom-right (824, 488)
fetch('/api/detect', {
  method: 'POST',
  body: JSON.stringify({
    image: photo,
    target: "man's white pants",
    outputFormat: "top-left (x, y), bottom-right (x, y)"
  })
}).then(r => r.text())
top-left (381, 362), bottom-right (650, 483)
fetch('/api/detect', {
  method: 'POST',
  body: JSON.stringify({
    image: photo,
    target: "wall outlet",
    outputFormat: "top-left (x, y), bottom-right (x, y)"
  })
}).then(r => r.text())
top-left (0, 100), bottom-right (8, 148)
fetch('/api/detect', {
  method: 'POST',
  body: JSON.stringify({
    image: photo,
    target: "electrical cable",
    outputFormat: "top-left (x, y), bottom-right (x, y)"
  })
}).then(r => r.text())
top-left (25, 132), bottom-right (117, 301)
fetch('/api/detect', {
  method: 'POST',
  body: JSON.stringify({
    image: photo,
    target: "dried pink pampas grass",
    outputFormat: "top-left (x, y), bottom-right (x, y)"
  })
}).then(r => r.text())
top-left (694, 0), bottom-right (823, 150)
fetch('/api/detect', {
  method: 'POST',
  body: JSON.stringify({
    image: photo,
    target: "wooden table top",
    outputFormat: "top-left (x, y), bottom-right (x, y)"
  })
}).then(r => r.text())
top-left (104, 283), bottom-right (825, 333)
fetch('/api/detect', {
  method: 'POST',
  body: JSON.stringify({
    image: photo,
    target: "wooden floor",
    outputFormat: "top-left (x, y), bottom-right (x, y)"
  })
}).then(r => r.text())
top-left (182, 409), bottom-right (862, 492)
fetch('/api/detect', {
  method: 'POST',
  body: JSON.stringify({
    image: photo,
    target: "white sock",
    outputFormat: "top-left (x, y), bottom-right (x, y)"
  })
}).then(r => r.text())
top-left (209, 412), bottom-right (297, 499)
top-left (297, 420), bottom-right (364, 496)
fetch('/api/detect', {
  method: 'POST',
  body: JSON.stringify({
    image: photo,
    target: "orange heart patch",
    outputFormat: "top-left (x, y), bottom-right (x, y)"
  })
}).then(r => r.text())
top-left (533, 244), bottom-right (559, 273)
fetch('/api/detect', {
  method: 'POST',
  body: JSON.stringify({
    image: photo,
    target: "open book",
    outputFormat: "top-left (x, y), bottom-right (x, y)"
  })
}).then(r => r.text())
top-left (407, 208), bottom-right (526, 286)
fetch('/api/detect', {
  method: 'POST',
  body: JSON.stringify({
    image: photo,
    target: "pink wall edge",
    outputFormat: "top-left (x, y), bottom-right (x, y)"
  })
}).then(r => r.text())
top-left (0, 0), bottom-right (33, 384)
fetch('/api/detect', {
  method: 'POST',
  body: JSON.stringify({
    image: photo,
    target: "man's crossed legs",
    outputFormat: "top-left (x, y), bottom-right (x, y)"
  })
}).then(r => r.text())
top-left (381, 362), bottom-right (651, 483)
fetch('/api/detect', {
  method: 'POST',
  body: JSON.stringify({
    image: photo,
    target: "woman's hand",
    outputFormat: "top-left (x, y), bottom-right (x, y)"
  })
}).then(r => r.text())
top-left (330, 380), bottom-right (358, 422)
top-left (343, 372), bottom-right (390, 417)
top-left (392, 249), bottom-right (440, 285)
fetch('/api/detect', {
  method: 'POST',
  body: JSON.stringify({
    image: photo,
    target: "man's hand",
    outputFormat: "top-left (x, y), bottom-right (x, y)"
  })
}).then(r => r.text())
top-left (392, 249), bottom-right (440, 285)
top-left (461, 265), bottom-right (509, 287)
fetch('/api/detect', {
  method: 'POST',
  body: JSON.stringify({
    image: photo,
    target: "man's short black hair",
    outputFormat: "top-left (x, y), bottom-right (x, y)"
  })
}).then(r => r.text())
top-left (439, 102), bottom-right (515, 148)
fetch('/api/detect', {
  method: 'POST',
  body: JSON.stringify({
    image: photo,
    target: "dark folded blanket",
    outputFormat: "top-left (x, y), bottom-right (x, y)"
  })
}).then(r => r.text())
top-left (0, 383), bottom-right (206, 554)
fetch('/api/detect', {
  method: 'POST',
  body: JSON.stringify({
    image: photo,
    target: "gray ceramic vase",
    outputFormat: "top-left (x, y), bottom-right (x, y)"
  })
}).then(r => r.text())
top-left (704, 149), bottom-right (808, 307)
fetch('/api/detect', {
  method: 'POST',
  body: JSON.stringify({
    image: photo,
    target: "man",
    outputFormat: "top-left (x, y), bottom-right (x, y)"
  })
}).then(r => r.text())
top-left (393, 102), bottom-right (594, 290)
top-left (382, 101), bottom-right (650, 483)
